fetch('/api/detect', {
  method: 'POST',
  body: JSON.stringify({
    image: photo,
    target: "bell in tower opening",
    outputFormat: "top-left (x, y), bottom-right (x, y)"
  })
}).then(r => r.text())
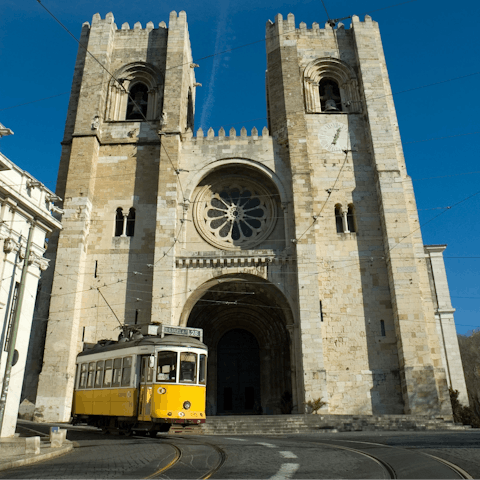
top-left (319, 78), bottom-right (342, 112)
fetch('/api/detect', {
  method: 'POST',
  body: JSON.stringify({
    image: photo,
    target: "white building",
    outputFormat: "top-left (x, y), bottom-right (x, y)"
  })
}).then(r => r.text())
top-left (0, 123), bottom-right (62, 437)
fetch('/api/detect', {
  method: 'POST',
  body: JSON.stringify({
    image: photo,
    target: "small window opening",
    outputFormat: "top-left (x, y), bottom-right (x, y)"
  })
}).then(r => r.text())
top-left (320, 300), bottom-right (324, 322)
top-left (126, 208), bottom-right (135, 237)
top-left (95, 361), bottom-right (104, 388)
top-left (187, 89), bottom-right (194, 130)
top-left (79, 364), bottom-right (88, 389)
top-left (103, 359), bottom-right (113, 387)
top-left (115, 208), bottom-right (124, 236)
top-left (94, 260), bottom-right (98, 278)
top-left (319, 78), bottom-right (342, 112)
top-left (121, 356), bottom-right (132, 386)
top-left (199, 354), bottom-right (207, 385)
top-left (347, 205), bottom-right (356, 233)
top-left (126, 83), bottom-right (148, 120)
top-left (335, 206), bottom-right (343, 233)
top-left (135, 310), bottom-right (139, 325)
top-left (112, 358), bottom-right (122, 387)
top-left (87, 362), bottom-right (95, 388)
top-left (380, 320), bottom-right (386, 337)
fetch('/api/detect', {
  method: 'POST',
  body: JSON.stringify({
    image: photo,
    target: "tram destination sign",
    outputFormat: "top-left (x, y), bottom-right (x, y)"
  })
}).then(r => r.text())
top-left (160, 325), bottom-right (203, 341)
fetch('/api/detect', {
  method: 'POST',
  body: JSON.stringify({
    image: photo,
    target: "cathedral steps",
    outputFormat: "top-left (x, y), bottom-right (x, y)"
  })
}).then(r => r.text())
top-left (196, 414), bottom-right (471, 435)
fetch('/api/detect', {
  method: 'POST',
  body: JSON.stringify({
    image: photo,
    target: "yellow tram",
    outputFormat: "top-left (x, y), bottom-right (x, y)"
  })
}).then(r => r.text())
top-left (72, 324), bottom-right (207, 433)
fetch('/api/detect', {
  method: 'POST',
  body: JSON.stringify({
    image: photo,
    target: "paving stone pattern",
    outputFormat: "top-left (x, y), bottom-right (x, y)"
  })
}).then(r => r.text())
top-left (0, 432), bottom-right (173, 479)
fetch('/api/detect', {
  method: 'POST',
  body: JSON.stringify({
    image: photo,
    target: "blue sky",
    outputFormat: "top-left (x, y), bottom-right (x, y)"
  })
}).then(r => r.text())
top-left (1, 0), bottom-right (479, 334)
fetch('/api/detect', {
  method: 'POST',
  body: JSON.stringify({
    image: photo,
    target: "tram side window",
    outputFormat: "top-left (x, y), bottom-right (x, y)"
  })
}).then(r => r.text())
top-left (180, 352), bottom-right (197, 383)
top-left (157, 351), bottom-right (178, 382)
top-left (87, 362), bottom-right (95, 388)
top-left (121, 356), bottom-right (132, 387)
top-left (79, 364), bottom-right (87, 389)
top-left (95, 361), bottom-right (104, 388)
top-left (112, 358), bottom-right (123, 387)
top-left (199, 354), bottom-right (207, 385)
top-left (103, 359), bottom-right (113, 387)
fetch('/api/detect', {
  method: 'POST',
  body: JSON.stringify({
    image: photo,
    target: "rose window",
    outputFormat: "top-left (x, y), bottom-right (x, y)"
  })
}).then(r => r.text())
top-left (194, 177), bottom-right (277, 250)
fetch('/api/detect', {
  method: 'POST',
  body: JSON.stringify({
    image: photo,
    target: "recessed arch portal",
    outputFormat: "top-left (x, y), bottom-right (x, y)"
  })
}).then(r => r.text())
top-left (183, 274), bottom-right (297, 415)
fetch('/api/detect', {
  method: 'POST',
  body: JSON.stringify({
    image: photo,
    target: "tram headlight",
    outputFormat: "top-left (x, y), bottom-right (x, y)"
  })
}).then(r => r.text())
top-left (157, 387), bottom-right (166, 394)
top-left (183, 401), bottom-right (191, 410)
top-left (179, 412), bottom-right (185, 417)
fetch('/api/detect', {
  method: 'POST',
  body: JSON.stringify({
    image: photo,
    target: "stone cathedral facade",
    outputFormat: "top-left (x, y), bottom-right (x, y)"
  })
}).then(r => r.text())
top-left (25, 11), bottom-right (468, 422)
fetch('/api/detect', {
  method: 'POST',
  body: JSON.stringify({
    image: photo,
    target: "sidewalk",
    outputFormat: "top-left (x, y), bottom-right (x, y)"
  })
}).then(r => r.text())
top-left (0, 421), bottom-right (73, 472)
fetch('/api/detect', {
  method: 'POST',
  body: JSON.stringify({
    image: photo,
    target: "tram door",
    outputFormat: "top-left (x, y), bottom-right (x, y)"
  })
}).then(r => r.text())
top-left (138, 356), bottom-right (154, 421)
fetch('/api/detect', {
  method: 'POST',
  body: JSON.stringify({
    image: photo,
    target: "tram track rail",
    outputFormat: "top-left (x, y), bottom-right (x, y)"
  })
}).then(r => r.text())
top-left (138, 434), bottom-right (227, 479)
top-left (414, 451), bottom-right (473, 479)
top-left (143, 442), bottom-right (182, 479)
top-left (312, 442), bottom-right (396, 479)
top-left (304, 437), bottom-right (472, 480)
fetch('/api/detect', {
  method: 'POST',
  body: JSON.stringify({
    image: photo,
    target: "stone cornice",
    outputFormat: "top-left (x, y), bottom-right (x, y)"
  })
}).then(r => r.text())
top-left (176, 254), bottom-right (294, 269)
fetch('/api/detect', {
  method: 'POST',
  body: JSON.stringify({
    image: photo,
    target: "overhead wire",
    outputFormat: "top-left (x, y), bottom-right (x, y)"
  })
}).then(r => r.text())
top-left (33, 0), bottom-right (190, 318)
top-left (1, 0), bottom-right (431, 120)
top-left (20, 0), bottom-right (479, 333)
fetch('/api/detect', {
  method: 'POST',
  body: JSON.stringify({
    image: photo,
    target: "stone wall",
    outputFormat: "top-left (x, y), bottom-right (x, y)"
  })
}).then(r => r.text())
top-left (27, 11), bottom-right (464, 421)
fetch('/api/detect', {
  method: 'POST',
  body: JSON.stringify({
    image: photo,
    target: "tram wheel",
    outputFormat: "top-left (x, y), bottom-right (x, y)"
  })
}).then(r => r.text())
top-left (119, 425), bottom-right (133, 436)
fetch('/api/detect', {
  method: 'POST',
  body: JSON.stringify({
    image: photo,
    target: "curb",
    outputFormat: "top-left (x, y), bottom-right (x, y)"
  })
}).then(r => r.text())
top-left (0, 442), bottom-right (73, 472)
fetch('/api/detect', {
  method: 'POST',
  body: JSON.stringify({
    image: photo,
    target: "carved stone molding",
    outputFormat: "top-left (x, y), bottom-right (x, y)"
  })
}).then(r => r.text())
top-left (3, 237), bottom-right (19, 254)
top-left (28, 252), bottom-right (50, 271)
top-left (175, 255), bottom-right (294, 269)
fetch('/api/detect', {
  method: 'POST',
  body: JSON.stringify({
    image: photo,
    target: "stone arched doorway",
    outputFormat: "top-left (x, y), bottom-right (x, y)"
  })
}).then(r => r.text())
top-left (183, 274), bottom-right (295, 415)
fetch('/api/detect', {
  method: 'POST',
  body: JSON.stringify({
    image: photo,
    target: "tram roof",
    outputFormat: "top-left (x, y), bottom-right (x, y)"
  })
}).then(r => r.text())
top-left (78, 335), bottom-right (207, 357)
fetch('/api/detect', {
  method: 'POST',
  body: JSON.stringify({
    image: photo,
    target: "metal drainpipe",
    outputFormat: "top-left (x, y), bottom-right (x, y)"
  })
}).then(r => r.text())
top-left (0, 219), bottom-right (35, 434)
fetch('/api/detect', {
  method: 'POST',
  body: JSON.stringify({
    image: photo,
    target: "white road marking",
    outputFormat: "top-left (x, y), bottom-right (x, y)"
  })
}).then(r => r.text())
top-left (279, 451), bottom-right (298, 459)
top-left (225, 437), bottom-right (247, 441)
top-left (256, 442), bottom-right (278, 448)
top-left (269, 463), bottom-right (300, 479)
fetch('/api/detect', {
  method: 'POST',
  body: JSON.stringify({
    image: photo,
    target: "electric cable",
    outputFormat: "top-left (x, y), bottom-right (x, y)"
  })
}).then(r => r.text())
top-left (21, 0), bottom-right (479, 335)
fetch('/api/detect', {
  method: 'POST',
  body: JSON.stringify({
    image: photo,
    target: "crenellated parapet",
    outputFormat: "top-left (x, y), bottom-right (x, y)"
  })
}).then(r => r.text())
top-left (185, 126), bottom-right (270, 144)
top-left (83, 11), bottom-right (183, 32)
top-left (266, 12), bottom-right (375, 39)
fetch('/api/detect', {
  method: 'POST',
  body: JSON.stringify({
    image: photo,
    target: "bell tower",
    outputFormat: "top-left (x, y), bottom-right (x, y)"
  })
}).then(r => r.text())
top-left (33, 11), bottom-right (197, 422)
top-left (265, 14), bottom-right (453, 415)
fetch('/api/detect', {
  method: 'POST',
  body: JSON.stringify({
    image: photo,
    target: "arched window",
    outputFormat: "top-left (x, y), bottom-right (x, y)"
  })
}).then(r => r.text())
top-left (303, 58), bottom-right (361, 114)
top-left (126, 208), bottom-right (136, 237)
top-left (335, 205), bottom-right (343, 233)
top-left (126, 83), bottom-right (148, 120)
top-left (105, 62), bottom-right (163, 122)
top-left (347, 204), bottom-right (356, 233)
top-left (319, 78), bottom-right (342, 112)
top-left (115, 208), bottom-right (124, 237)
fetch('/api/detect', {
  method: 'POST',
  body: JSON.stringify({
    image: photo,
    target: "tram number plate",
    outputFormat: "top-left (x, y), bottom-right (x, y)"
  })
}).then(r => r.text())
top-left (162, 326), bottom-right (202, 338)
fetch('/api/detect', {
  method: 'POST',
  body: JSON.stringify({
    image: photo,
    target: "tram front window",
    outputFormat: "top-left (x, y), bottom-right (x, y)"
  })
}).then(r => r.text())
top-left (157, 351), bottom-right (178, 382)
top-left (180, 352), bottom-right (197, 383)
